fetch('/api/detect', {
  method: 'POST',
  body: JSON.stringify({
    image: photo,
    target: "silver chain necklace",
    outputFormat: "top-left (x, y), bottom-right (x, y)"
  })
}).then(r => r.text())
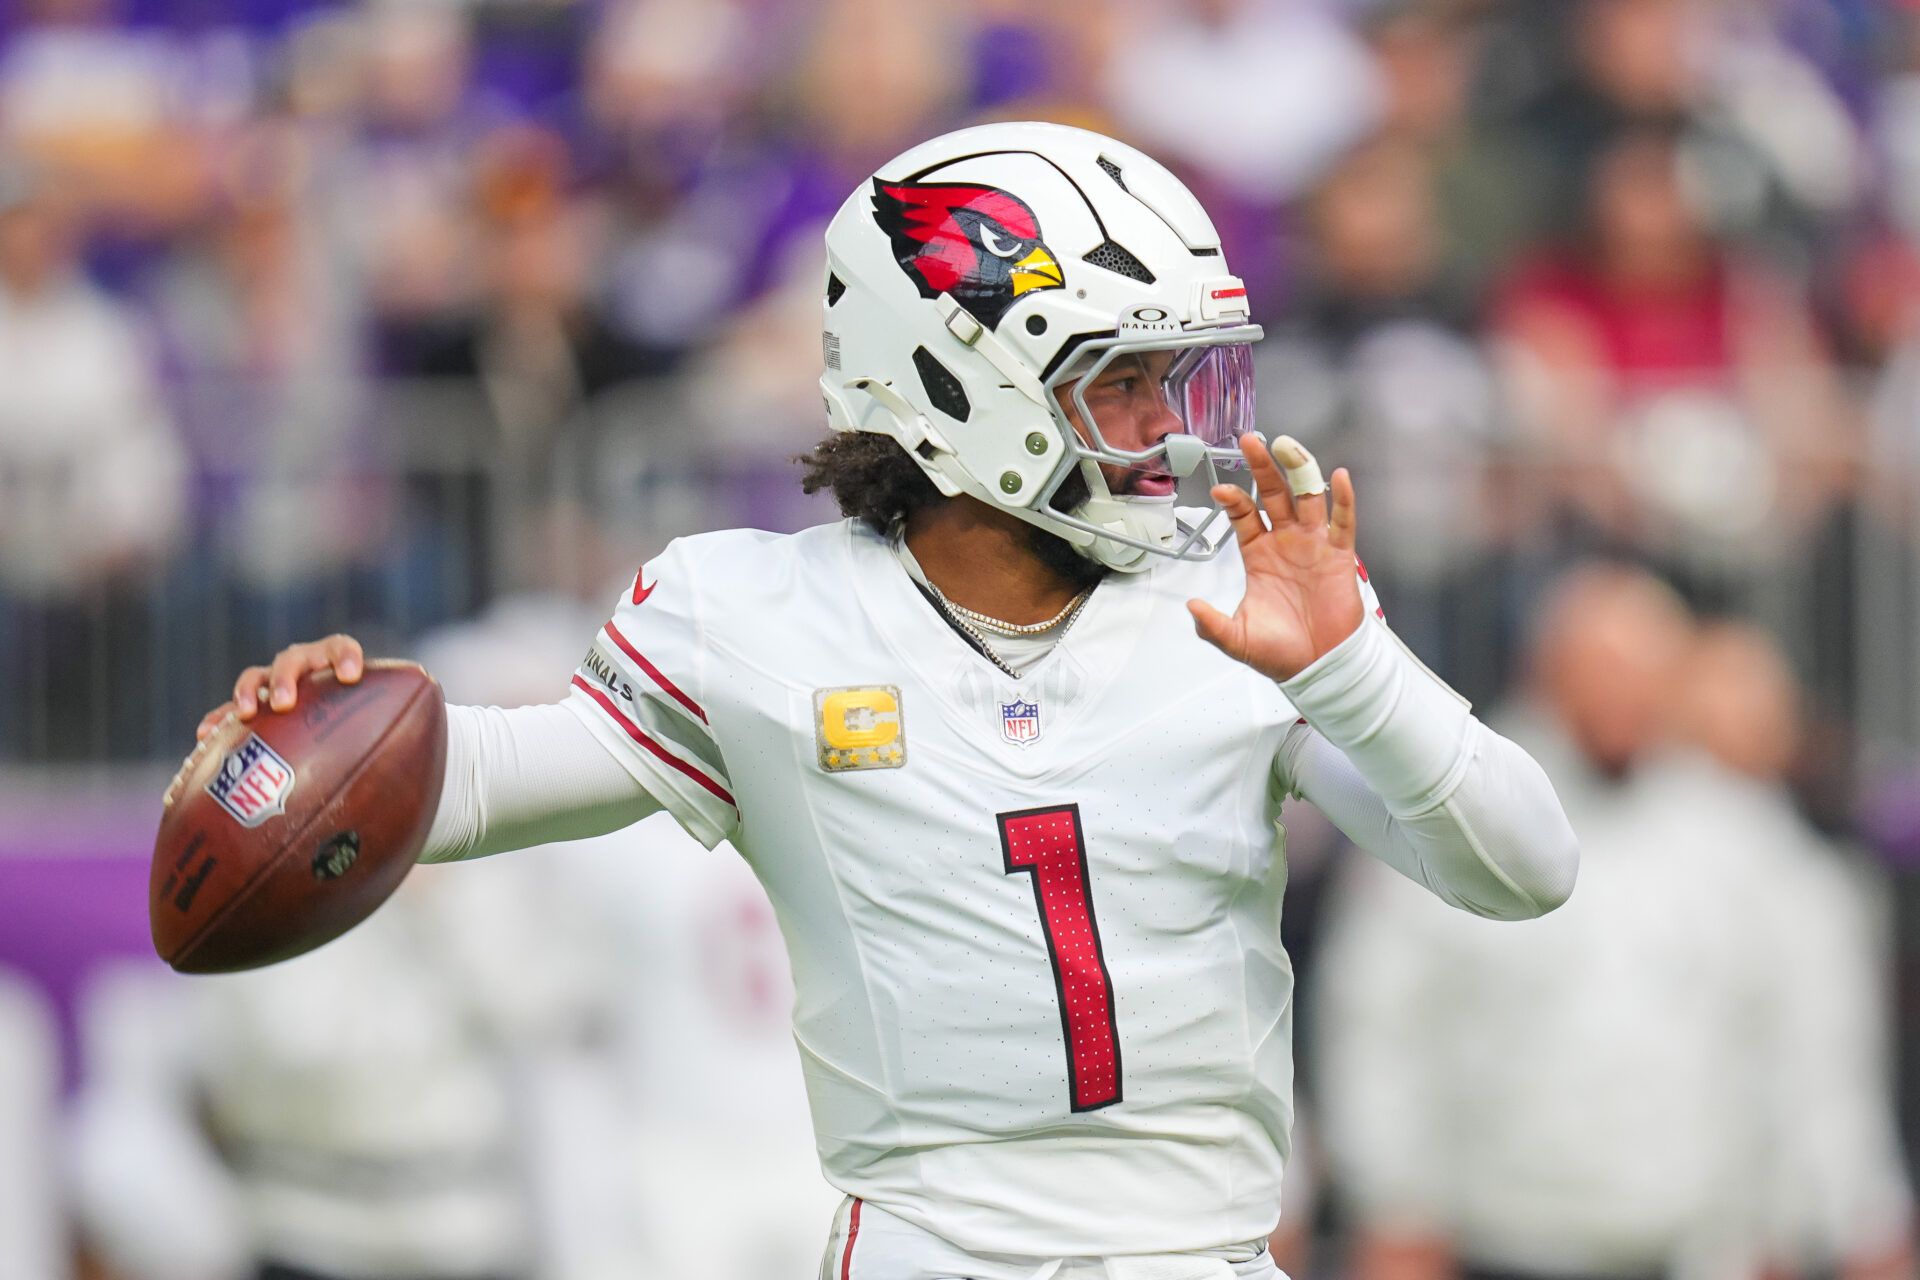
top-left (941, 586), bottom-right (1092, 637)
top-left (923, 582), bottom-right (1094, 680)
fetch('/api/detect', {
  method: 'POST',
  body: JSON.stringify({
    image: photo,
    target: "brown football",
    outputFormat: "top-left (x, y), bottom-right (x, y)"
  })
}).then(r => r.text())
top-left (151, 661), bottom-right (448, 974)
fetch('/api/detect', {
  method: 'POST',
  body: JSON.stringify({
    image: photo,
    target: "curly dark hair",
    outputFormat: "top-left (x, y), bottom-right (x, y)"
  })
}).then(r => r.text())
top-left (795, 430), bottom-right (946, 538)
top-left (795, 429), bottom-right (1106, 589)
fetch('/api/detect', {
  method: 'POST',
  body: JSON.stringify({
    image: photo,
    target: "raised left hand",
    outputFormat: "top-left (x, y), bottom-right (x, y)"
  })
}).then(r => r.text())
top-left (1187, 433), bottom-right (1364, 682)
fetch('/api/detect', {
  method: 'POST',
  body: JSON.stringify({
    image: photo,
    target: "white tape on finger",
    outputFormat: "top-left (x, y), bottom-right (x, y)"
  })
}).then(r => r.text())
top-left (1270, 435), bottom-right (1326, 497)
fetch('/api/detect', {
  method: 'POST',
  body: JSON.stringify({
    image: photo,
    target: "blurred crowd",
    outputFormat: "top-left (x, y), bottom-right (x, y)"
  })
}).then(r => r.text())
top-left (5, 0), bottom-right (1920, 1278)
top-left (1304, 567), bottom-right (1914, 1280)
top-left (0, 0), bottom-right (1916, 757)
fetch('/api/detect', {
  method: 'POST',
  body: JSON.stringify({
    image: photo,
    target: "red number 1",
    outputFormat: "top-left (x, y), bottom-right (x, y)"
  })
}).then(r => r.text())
top-left (997, 804), bottom-right (1122, 1111)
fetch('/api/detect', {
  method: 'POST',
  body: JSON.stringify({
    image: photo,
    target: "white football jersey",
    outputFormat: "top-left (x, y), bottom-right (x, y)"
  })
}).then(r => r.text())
top-left (563, 518), bottom-right (1353, 1258)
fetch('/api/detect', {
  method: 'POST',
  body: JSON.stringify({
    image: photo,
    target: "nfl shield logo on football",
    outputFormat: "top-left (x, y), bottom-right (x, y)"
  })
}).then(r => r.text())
top-left (1000, 698), bottom-right (1041, 746)
top-left (206, 734), bottom-right (297, 828)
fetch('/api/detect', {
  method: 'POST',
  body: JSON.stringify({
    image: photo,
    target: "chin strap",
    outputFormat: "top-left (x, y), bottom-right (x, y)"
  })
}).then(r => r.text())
top-left (1070, 463), bottom-right (1163, 572)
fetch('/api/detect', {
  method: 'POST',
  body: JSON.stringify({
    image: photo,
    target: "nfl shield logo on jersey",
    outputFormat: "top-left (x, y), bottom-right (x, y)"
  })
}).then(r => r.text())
top-left (206, 734), bottom-right (297, 828)
top-left (1000, 698), bottom-right (1041, 746)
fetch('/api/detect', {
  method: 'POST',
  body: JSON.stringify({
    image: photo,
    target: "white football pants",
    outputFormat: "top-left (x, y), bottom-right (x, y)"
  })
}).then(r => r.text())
top-left (820, 1198), bottom-right (1284, 1280)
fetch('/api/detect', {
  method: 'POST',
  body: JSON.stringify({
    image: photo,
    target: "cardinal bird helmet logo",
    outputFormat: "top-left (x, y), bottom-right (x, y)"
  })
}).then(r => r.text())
top-left (871, 180), bottom-right (1064, 329)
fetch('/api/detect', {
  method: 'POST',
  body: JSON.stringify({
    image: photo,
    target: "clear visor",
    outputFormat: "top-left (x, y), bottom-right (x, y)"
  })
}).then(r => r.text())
top-left (1048, 331), bottom-right (1258, 479)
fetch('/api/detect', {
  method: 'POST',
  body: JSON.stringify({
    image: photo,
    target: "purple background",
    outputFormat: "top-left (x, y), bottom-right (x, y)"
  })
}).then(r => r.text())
top-left (0, 798), bottom-right (172, 1091)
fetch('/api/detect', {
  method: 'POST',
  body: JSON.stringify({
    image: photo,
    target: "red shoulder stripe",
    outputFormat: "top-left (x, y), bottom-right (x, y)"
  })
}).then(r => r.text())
top-left (571, 676), bottom-right (735, 807)
top-left (605, 621), bottom-right (708, 724)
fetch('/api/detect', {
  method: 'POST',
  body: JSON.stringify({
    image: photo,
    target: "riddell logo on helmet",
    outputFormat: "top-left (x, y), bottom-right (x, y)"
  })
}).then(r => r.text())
top-left (871, 180), bottom-right (1065, 330)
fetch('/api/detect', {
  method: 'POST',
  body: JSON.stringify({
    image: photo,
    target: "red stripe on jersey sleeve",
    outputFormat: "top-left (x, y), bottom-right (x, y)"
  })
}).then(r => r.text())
top-left (604, 621), bottom-right (708, 724)
top-left (570, 675), bottom-right (735, 806)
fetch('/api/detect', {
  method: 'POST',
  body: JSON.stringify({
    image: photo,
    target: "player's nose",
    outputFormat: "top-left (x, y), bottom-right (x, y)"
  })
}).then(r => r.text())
top-left (1136, 391), bottom-right (1185, 451)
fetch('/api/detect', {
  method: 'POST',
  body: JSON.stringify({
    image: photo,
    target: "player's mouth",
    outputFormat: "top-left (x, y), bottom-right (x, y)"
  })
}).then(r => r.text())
top-left (1123, 469), bottom-right (1178, 497)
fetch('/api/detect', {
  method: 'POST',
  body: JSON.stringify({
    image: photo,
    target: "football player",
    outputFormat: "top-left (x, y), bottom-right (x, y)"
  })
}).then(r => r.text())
top-left (200, 123), bottom-right (1579, 1280)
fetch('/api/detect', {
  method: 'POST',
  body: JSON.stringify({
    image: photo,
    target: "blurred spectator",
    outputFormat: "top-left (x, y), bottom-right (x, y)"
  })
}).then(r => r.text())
top-left (1836, 3), bottom-right (1920, 376)
top-left (148, 121), bottom-right (373, 593)
top-left (1880, 6), bottom-right (1920, 249)
top-left (353, 3), bottom-right (488, 340)
top-left (583, 0), bottom-right (774, 354)
top-left (1857, 316), bottom-right (1920, 745)
top-left (67, 859), bottom-right (634, 1280)
top-left (412, 592), bottom-right (603, 711)
top-left (583, 815), bottom-right (840, 1280)
top-left (1474, 0), bottom-right (1866, 253)
top-left (1314, 565), bottom-right (1913, 1280)
top-left (1313, 566), bottom-right (1741, 1280)
top-left (0, 967), bottom-right (66, 1280)
top-left (782, 0), bottom-right (966, 182)
top-left (966, 0), bottom-right (1122, 120)
top-left (1101, 0), bottom-right (1381, 207)
top-left (1492, 121), bottom-right (1852, 591)
top-left (0, 163), bottom-right (185, 597)
top-left (1357, 3), bottom-right (1552, 298)
top-left (0, 160), bottom-right (187, 757)
top-left (1098, 0), bottom-right (1383, 305)
top-left (66, 965), bottom-right (250, 1280)
top-left (591, 0), bottom-right (960, 367)
top-left (1360, 1), bottom-right (1478, 148)
top-left (1663, 622), bottom-right (1915, 1278)
top-left (0, 0), bottom-right (224, 232)
top-left (684, 228), bottom-right (830, 446)
top-left (388, 127), bottom-right (679, 600)
top-left (397, 129), bottom-right (673, 433)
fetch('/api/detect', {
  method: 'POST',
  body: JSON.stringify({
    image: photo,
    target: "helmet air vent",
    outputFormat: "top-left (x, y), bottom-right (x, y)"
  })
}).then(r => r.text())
top-left (1096, 156), bottom-right (1127, 190)
top-left (912, 346), bottom-right (971, 422)
top-left (1082, 240), bottom-right (1156, 285)
top-left (825, 272), bottom-right (847, 305)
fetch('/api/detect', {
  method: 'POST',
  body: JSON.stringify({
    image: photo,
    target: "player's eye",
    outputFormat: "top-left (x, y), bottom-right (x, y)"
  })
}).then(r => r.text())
top-left (981, 224), bottom-right (1021, 259)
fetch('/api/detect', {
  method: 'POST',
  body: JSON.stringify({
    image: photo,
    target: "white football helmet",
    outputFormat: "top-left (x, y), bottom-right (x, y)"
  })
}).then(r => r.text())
top-left (820, 121), bottom-right (1262, 572)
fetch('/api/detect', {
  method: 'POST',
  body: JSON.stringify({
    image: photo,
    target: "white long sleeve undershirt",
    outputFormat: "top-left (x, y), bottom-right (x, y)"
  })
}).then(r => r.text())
top-left (420, 619), bottom-right (1578, 921)
top-left (419, 701), bottom-right (657, 863)
top-left (1278, 616), bottom-right (1578, 919)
